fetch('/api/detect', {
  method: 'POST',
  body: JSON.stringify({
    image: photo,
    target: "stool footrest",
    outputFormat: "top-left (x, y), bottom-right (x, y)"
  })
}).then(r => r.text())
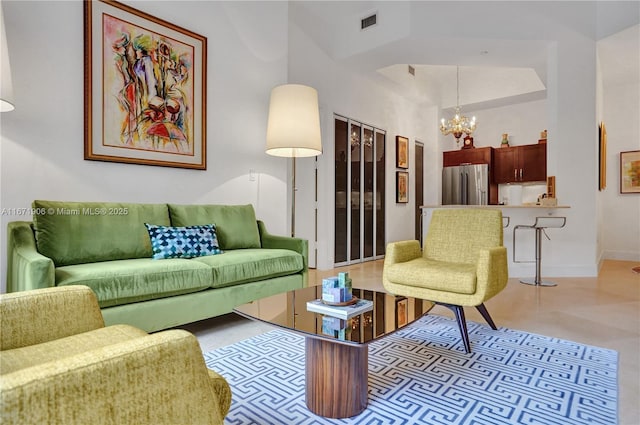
top-left (520, 278), bottom-right (557, 287)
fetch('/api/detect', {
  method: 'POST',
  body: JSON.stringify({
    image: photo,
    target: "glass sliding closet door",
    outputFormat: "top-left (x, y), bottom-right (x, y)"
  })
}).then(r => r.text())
top-left (375, 131), bottom-right (386, 257)
top-left (334, 115), bottom-right (385, 266)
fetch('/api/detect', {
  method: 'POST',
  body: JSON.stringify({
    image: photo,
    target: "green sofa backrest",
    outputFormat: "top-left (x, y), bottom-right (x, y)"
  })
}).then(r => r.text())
top-left (168, 204), bottom-right (261, 250)
top-left (32, 200), bottom-right (170, 266)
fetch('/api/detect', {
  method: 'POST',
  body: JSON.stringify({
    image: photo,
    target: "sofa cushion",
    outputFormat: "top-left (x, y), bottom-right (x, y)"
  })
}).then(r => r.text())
top-left (0, 324), bottom-right (147, 375)
top-left (145, 223), bottom-right (222, 260)
top-left (385, 258), bottom-right (477, 295)
top-left (32, 201), bottom-right (170, 266)
top-left (168, 204), bottom-right (261, 250)
top-left (55, 258), bottom-right (212, 308)
top-left (190, 248), bottom-right (304, 288)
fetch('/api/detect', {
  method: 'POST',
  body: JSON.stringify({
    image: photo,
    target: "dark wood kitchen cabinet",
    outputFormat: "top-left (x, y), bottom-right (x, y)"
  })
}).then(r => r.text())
top-left (493, 143), bottom-right (546, 183)
top-left (443, 147), bottom-right (492, 167)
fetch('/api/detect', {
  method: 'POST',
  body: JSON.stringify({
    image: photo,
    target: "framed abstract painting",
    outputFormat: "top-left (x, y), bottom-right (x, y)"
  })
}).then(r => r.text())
top-left (598, 122), bottom-right (607, 190)
top-left (620, 150), bottom-right (640, 194)
top-left (396, 171), bottom-right (408, 203)
top-left (396, 135), bottom-right (408, 169)
top-left (84, 0), bottom-right (207, 169)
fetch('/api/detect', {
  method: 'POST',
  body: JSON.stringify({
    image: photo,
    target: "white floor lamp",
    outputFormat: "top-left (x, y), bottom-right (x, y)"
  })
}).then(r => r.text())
top-left (265, 84), bottom-right (322, 237)
top-left (1, 1), bottom-right (16, 112)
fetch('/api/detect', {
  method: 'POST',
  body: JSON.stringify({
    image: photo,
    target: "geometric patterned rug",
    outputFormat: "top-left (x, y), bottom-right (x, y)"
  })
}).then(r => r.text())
top-left (204, 314), bottom-right (618, 425)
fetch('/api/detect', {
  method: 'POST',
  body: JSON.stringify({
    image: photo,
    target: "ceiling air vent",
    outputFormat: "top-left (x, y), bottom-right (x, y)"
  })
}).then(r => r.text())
top-left (408, 65), bottom-right (415, 76)
top-left (361, 13), bottom-right (377, 30)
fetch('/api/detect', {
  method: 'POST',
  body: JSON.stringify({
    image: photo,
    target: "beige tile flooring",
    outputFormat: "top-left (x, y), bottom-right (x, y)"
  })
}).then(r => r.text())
top-left (181, 259), bottom-right (640, 424)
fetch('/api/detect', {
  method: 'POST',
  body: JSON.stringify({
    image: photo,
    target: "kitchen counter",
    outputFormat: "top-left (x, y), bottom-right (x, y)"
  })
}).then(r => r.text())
top-left (421, 204), bottom-right (570, 209)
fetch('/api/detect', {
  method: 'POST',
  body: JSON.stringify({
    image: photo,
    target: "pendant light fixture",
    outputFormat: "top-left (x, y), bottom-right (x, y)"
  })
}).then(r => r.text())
top-left (440, 66), bottom-right (476, 144)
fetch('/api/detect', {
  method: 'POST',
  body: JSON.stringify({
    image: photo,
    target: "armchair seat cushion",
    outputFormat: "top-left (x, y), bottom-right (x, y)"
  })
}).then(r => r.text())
top-left (1, 325), bottom-right (147, 375)
top-left (385, 258), bottom-right (477, 295)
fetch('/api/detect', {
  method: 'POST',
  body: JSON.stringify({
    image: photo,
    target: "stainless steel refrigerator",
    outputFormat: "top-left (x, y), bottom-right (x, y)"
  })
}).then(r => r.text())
top-left (442, 164), bottom-right (489, 205)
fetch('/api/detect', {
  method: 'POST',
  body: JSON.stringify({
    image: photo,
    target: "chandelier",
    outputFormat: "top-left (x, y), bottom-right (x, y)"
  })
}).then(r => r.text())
top-left (440, 66), bottom-right (476, 144)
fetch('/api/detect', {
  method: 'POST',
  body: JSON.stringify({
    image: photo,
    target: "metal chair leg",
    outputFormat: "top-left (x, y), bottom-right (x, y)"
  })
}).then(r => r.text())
top-left (452, 306), bottom-right (471, 353)
top-left (438, 303), bottom-right (471, 353)
top-left (475, 303), bottom-right (497, 330)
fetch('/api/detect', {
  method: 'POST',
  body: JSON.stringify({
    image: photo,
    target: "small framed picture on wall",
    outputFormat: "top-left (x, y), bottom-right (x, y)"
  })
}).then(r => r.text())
top-left (620, 150), bottom-right (640, 194)
top-left (396, 136), bottom-right (409, 169)
top-left (598, 122), bottom-right (607, 191)
top-left (396, 171), bottom-right (409, 203)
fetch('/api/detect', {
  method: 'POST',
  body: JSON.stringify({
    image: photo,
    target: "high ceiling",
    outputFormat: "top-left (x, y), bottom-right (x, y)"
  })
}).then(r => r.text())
top-left (289, 1), bottom-right (640, 111)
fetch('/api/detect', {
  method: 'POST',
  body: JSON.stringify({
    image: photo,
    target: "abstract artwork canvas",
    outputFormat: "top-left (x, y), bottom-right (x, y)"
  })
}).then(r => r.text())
top-left (620, 150), bottom-right (640, 194)
top-left (85, 0), bottom-right (207, 169)
top-left (396, 171), bottom-right (408, 203)
top-left (396, 135), bottom-right (408, 169)
top-left (599, 122), bottom-right (607, 190)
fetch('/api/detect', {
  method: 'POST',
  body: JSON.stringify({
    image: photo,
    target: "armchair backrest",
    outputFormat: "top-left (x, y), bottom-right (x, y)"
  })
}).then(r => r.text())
top-left (424, 209), bottom-right (503, 264)
top-left (0, 286), bottom-right (104, 351)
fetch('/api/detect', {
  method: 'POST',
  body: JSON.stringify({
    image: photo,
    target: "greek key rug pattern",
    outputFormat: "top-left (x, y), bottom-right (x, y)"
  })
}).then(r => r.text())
top-left (204, 314), bottom-right (618, 425)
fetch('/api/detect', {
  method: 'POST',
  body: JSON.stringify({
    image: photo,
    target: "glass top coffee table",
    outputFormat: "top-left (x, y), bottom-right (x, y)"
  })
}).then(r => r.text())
top-left (233, 286), bottom-right (431, 419)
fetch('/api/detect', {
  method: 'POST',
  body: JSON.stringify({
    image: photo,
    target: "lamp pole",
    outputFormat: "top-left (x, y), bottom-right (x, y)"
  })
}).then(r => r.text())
top-left (291, 157), bottom-right (296, 237)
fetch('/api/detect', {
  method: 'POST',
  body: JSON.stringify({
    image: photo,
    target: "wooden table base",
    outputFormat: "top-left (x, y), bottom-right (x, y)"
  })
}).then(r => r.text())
top-left (305, 338), bottom-right (368, 418)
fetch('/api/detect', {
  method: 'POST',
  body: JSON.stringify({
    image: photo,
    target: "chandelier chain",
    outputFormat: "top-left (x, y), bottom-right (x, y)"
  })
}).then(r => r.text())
top-left (440, 65), bottom-right (477, 144)
top-left (457, 66), bottom-right (460, 107)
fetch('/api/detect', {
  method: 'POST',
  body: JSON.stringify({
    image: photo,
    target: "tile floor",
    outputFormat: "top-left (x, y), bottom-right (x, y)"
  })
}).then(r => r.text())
top-left (179, 259), bottom-right (640, 425)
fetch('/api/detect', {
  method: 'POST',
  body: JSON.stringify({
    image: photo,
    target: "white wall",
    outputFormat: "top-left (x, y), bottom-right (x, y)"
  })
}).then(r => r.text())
top-left (287, 1), bottom-right (631, 276)
top-left (287, 22), bottom-right (426, 270)
top-left (602, 80), bottom-right (640, 261)
top-left (595, 46), bottom-right (605, 265)
top-left (465, 100), bottom-right (547, 150)
top-left (0, 1), bottom-right (290, 290)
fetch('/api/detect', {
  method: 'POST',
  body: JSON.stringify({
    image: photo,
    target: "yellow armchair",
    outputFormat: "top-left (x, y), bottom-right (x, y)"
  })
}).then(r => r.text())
top-left (0, 285), bottom-right (231, 424)
top-left (383, 208), bottom-right (508, 352)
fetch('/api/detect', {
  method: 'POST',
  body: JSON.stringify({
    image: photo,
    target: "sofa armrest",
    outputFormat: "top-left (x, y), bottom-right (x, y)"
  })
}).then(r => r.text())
top-left (257, 220), bottom-right (309, 284)
top-left (0, 286), bottom-right (105, 350)
top-left (257, 220), bottom-right (308, 256)
top-left (475, 246), bottom-right (509, 300)
top-left (0, 330), bottom-right (228, 425)
top-left (6, 221), bottom-right (55, 293)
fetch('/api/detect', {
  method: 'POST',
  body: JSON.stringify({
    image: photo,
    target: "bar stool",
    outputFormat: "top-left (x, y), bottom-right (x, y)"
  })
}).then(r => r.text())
top-left (513, 216), bottom-right (566, 286)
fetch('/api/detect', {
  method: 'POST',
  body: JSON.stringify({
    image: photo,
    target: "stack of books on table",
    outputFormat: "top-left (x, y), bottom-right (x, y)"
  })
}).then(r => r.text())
top-left (306, 298), bottom-right (373, 320)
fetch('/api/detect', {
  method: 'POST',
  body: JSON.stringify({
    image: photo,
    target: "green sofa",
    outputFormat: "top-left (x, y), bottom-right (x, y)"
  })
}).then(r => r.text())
top-left (6, 200), bottom-right (308, 332)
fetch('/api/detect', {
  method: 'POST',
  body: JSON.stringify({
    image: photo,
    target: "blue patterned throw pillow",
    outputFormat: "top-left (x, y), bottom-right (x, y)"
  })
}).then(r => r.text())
top-left (145, 223), bottom-right (223, 260)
